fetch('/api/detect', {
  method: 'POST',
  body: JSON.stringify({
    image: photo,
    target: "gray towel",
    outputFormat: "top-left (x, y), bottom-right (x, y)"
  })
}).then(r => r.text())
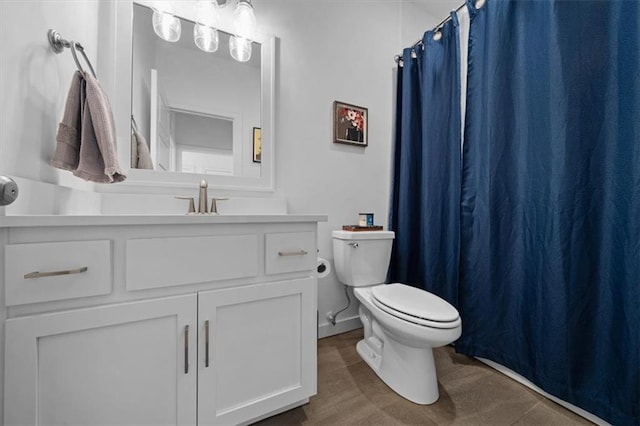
top-left (52, 71), bottom-right (126, 183)
top-left (51, 71), bottom-right (84, 171)
top-left (74, 72), bottom-right (126, 182)
top-left (132, 129), bottom-right (154, 170)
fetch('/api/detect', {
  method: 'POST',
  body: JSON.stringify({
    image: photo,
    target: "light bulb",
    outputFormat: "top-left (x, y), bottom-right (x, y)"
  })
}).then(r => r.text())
top-left (232, 0), bottom-right (256, 41)
top-left (152, 8), bottom-right (181, 42)
top-left (229, 35), bottom-right (252, 62)
top-left (195, 0), bottom-right (218, 28)
top-left (194, 24), bottom-right (219, 52)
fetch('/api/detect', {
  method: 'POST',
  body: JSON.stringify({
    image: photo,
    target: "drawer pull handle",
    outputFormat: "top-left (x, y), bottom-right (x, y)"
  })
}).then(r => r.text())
top-left (205, 320), bottom-right (210, 368)
top-left (278, 250), bottom-right (308, 257)
top-left (24, 266), bottom-right (88, 279)
top-left (184, 325), bottom-right (189, 374)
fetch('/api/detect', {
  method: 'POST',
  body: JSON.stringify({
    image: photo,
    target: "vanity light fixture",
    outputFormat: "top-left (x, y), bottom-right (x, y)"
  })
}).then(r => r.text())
top-left (194, 0), bottom-right (220, 52)
top-left (152, 1), bottom-right (181, 42)
top-left (151, 0), bottom-right (257, 62)
top-left (229, 0), bottom-right (256, 62)
top-left (229, 35), bottom-right (252, 62)
top-left (232, 0), bottom-right (257, 40)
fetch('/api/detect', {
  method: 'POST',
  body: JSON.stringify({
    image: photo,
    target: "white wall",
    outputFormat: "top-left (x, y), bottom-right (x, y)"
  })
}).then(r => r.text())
top-left (0, 1), bottom-right (103, 197)
top-left (255, 0), bottom-right (440, 336)
top-left (402, 1), bottom-right (443, 46)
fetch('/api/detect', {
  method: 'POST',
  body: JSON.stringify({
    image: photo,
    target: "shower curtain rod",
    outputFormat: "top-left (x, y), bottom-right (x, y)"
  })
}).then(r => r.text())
top-left (394, 2), bottom-right (467, 65)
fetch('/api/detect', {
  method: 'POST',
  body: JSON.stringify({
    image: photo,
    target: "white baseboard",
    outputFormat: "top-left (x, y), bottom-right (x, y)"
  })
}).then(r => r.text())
top-left (476, 357), bottom-right (609, 425)
top-left (318, 315), bottom-right (362, 339)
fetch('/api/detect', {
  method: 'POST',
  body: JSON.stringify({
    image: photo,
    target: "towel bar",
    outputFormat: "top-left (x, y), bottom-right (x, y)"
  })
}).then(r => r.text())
top-left (47, 29), bottom-right (97, 77)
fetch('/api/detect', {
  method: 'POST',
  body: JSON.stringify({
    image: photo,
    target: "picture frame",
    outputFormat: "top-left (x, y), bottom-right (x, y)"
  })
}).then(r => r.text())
top-left (253, 127), bottom-right (262, 163)
top-left (333, 101), bottom-right (368, 147)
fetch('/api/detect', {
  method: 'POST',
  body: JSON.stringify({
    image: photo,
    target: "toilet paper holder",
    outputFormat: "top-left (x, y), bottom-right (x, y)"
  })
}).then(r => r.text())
top-left (0, 176), bottom-right (18, 206)
top-left (317, 257), bottom-right (331, 278)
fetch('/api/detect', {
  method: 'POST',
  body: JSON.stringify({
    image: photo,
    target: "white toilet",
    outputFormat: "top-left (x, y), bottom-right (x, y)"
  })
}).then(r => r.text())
top-left (332, 230), bottom-right (462, 405)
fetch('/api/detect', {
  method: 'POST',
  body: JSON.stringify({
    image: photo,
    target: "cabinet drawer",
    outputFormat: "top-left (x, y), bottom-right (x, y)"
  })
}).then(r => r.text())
top-left (5, 240), bottom-right (112, 306)
top-left (265, 232), bottom-right (315, 275)
top-left (126, 234), bottom-right (258, 290)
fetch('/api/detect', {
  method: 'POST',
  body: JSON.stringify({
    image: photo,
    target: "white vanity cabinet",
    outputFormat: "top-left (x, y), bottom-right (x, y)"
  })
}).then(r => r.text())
top-left (0, 215), bottom-right (324, 426)
top-left (5, 294), bottom-right (198, 426)
top-left (198, 277), bottom-right (316, 425)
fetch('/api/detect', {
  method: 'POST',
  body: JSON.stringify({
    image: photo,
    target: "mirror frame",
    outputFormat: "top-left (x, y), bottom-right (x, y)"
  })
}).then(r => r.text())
top-left (108, 0), bottom-right (275, 192)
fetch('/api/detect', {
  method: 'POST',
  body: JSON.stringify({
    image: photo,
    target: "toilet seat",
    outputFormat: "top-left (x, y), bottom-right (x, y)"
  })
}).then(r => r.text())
top-left (371, 283), bottom-right (461, 329)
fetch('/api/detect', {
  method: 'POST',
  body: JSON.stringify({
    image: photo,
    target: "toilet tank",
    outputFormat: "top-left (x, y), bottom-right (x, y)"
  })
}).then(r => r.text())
top-left (331, 230), bottom-right (395, 287)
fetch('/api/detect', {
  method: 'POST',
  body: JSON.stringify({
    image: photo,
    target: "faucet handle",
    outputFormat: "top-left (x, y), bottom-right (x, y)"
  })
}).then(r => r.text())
top-left (209, 198), bottom-right (229, 215)
top-left (175, 196), bottom-right (196, 214)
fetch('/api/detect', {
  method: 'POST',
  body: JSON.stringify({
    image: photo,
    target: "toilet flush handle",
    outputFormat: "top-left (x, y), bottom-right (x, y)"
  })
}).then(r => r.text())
top-left (348, 242), bottom-right (359, 248)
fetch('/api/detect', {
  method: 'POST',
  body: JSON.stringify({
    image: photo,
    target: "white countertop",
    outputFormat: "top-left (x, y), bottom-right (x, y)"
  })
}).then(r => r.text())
top-left (0, 214), bottom-right (328, 228)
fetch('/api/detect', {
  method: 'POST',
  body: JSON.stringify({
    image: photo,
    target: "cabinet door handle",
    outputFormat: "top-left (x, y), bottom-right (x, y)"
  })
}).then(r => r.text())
top-left (24, 266), bottom-right (88, 279)
top-left (278, 250), bottom-right (308, 257)
top-left (205, 320), bottom-right (210, 368)
top-left (184, 325), bottom-right (189, 374)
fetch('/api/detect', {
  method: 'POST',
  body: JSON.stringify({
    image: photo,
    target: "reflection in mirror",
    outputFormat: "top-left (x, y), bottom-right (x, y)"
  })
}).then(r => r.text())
top-left (173, 110), bottom-right (234, 175)
top-left (131, 3), bottom-right (261, 177)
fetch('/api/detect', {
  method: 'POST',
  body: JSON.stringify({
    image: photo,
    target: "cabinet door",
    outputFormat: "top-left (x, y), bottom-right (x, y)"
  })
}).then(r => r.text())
top-left (198, 277), bottom-right (317, 425)
top-left (5, 295), bottom-right (197, 426)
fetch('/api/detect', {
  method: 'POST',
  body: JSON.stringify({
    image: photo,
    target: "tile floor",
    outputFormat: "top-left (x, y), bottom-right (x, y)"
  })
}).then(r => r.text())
top-left (255, 329), bottom-right (593, 425)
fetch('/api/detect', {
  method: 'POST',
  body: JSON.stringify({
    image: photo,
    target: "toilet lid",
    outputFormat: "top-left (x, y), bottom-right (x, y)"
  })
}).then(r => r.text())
top-left (371, 283), bottom-right (460, 327)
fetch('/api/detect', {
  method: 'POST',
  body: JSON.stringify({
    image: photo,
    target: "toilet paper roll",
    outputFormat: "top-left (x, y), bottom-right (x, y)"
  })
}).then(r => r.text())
top-left (317, 257), bottom-right (331, 279)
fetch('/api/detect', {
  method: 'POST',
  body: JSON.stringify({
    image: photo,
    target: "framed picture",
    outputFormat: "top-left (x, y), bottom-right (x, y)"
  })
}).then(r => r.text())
top-left (253, 127), bottom-right (262, 163)
top-left (333, 101), bottom-right (368, 147)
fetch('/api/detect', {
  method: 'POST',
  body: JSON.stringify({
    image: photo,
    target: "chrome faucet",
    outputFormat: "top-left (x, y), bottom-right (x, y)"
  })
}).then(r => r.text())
top-left (176, 180), bottom-right (228, 215)
top-left (198, 180), bottom-right (209, 214)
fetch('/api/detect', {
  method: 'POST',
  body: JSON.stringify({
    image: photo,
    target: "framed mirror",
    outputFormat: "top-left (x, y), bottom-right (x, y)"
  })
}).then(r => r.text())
top-left (110, 0), bottom-right (275, 191)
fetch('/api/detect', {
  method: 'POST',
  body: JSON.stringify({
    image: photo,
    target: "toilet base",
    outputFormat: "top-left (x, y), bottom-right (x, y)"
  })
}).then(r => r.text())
top-left (356, 335), bottom-right (439, 405)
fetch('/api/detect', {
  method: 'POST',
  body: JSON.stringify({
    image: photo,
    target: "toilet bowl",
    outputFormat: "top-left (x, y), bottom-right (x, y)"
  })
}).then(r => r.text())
top-left (332, 230), bottom-right (462, 405)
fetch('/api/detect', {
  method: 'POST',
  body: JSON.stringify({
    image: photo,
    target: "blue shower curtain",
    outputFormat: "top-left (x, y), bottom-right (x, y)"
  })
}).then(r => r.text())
top-left (457, 1), bottom-right (639, 424)
top-left (389, 15), bottom-right (461, 306)
top-left (390, 0), bottom-right (639, 424)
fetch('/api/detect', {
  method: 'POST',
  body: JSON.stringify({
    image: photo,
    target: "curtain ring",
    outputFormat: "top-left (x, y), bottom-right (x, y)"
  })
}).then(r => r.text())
top-left (475, 0), bottom-right (486, 9)
top-left (433, 31), bottom-right (443, 41)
